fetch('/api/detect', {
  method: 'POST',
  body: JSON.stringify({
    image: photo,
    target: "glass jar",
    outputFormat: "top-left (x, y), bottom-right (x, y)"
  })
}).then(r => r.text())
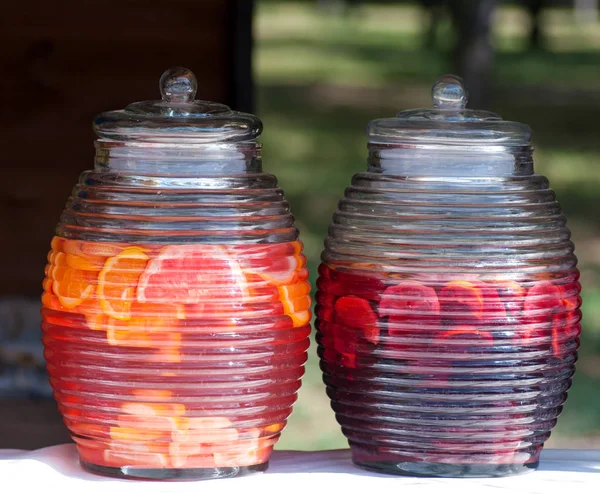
top-left (41, 68), bottom-right (311, 480)
top-left (316, 75), bottom-right (581, 477)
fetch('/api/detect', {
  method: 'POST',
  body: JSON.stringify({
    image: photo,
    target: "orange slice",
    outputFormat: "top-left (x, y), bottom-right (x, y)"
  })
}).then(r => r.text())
top-left (48, 250), bottom-right (68, 267)
top-left (131, 389), bottom-right (174, 401)
top-left (76, 298), bottom-right (108, 331)
top-left (66, 252), bottom-right (105, 271)
top-left (52, 265), bottom-right (96, 309)
top-left (278, 282), bottom-right (312, 327)
top-left (439, 280), bottom-right (484, 320)
top-left (66, 421), bottom-right (106, 439)
top-left (289, 309), bottom-right (311, 328)
top-left (97, 247), bottom-right (149, 320)
top-left (105, 318), bottom-right (179, 347)
top-left (41, 292), bottom-right (63, 311)
top-left (263, 422), bottom-right (285, 435)
top-left (103, 449), bottom-right (169, 469)
top-left (149, 345), bottom-right (182, 363)
top-left (42, 276), bottom-right (53, 292)
top-left (236, 242), bottom-right (305, 287)
top-left (50, 236), bottom-right (65, 252)
top-left (186, 416), bottom-right (233, 429)
top-left (109, 426), bottom-right (165, 442)
top-left (213, 438), bottom-right (271, 467)
top-left (61, 239), bottom-right (129, 258)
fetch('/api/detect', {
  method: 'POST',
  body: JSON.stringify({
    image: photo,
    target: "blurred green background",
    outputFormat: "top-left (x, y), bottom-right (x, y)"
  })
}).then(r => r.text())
top-left (256, 1), bottom-right (600, 450)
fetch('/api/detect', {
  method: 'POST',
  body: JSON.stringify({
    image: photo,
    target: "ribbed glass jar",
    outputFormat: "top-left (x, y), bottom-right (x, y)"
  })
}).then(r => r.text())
top-left (315, 76), bottom-right (581, 478)
top-left (41, 68), bottom-right (311, 480)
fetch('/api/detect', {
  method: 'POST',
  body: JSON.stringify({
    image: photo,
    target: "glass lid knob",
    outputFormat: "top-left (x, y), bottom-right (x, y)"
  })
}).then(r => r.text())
top-left (431, 74), bottom-right (468, 110)
top-left (159, 67), bottom-right (198, 104)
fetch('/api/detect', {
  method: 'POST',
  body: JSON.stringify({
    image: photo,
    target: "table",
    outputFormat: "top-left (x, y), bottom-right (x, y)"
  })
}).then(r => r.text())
top-left (1, 445), bottom-right (598, 493)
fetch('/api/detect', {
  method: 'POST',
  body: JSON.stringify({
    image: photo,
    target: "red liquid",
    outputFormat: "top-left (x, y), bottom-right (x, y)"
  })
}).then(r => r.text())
top-left (42, 238), bottom-right (310, 473)
top-left (316, 264), bottom-right (581, 473)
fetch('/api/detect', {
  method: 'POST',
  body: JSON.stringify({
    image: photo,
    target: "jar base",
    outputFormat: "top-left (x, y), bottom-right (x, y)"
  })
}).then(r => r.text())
top-left (353, 459), bottom-right (537, 478)
top-left (81, 460), bottom-right (268, 480)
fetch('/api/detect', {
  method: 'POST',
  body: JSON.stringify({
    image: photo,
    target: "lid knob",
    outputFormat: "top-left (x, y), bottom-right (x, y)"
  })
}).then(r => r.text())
top-left (431, 74), bottom-right (468, 110)
top-left (159, 67), bottom-right (198, 104)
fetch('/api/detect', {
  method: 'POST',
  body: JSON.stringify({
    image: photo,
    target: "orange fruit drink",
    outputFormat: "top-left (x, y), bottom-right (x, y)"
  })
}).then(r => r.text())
top-left (42, 237), bottom-right (311, 477)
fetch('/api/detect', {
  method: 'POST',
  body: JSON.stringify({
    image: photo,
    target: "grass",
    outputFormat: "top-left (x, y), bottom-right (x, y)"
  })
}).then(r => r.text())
top-left (255, 1), bottom-right (600, 450)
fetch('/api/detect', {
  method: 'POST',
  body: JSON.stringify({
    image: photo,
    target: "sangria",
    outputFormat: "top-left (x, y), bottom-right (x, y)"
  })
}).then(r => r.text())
top-left (42, 237), bottom-right (310, 477)
top-left (317, 264), bottom-right (580, 475)
top-left (315, 75), bottom-right (582, 477)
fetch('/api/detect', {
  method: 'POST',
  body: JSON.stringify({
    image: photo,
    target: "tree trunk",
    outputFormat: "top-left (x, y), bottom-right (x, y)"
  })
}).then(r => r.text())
top-left (448, 0), bottom-right (496, 109)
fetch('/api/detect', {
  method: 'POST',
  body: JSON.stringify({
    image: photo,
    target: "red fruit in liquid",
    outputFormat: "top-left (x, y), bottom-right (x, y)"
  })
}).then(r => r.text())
top-left (488, 280), bottom-right (525, 315)
top-left (439, 280), bottom-right (485, 321)
top-left (436, 325), bottom-right (495, 348)
top-left (477, 282), bottom-right (507, 321)
top-left (522, 280), bottom-right (580, 356)
top-left (334, 295), bottom-right (380, 345)
top-left (379, 281), bottom-right (441, 336)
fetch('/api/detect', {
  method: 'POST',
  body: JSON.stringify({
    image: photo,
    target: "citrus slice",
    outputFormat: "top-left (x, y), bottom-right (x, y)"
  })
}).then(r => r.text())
top-left (320, 319), bottom-right (357, 368)
top-left (103, 449), bottom-right (169, 469)
top-left (235, 242), bottom-right (304, 287)
top-left (131, 389), bottom-right (174, 401)
top-left (48, 250), bottom-right (68, 267)
top-left (379, 281), bottom-right (440, 335)
top-left (326, 266), bottom-right (385, 302)
top-left (334, 295), bottom-right (379, 344)
top-left (66, 252), bottom-right (105, 271)
top-left (487, 279), bottom-right (525, 315)
top-left (551, 310), bottom-right (580, 357)
top-left (287, 309), bottom-right (311, 328)
top-left (278, 282), bottom-right (312, 328)
top-left (42, 276), bottom-right (53, 292)
top-left (137, 245), bottom-right (248, 306)
top-left (477, 282), bottom-right (507, 320)
top-left (41, 292), bottom-right (63, 311)
top-left (97, 247), bottom-right (149, 320)
top-left (436, 325), bottom-right (494, 344)
top-left (173, 453), bottom-right (217, 469)
top-left (523, 280), bottom-right (563, 345)
top-left (105, 315), bottom-right (179, 348)
top-left (82, 243), bottom-right (129, 257)
top-left (109, 426), bottom-right (165, 442)
top-left (557, 281), bottom-right (580, 312)
top-left (522, 280), bottom-right (575, 355)
top-left (52, 266), bottom-right (96, 309)
top-left (50, 236), bottom-right (65, 252)
top-left (262, 422), bottom-right (285, 437)
top-left (433, 325), bottom-right (494, 360)
top-left (244, 272), bottom-right (280, 303)
top-left (438, 280), bottom-right (484, 320)
top-left (66, 421), bottom-right (106, 440)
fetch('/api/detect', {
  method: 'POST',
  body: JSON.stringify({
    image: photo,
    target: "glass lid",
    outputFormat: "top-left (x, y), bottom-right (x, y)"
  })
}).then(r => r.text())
top-left (94, 67), bottom-right (262, 143)
top-left (367, 75), bottom-right (531, 146)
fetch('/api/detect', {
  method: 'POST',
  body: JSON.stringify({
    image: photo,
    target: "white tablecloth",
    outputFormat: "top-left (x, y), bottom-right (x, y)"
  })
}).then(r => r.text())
top-left (1, 445), bottom-right (598, 493)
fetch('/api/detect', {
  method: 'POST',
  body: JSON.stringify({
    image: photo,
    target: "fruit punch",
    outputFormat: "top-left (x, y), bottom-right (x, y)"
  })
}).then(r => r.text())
top-left (42, 237), bottom-right (310, 478)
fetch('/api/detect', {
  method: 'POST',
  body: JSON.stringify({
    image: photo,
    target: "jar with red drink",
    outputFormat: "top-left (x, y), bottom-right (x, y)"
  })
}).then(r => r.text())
top-left (315, 75), bottom-right (581, 477)
top-left (41, 68), bottom-right (311, 480)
